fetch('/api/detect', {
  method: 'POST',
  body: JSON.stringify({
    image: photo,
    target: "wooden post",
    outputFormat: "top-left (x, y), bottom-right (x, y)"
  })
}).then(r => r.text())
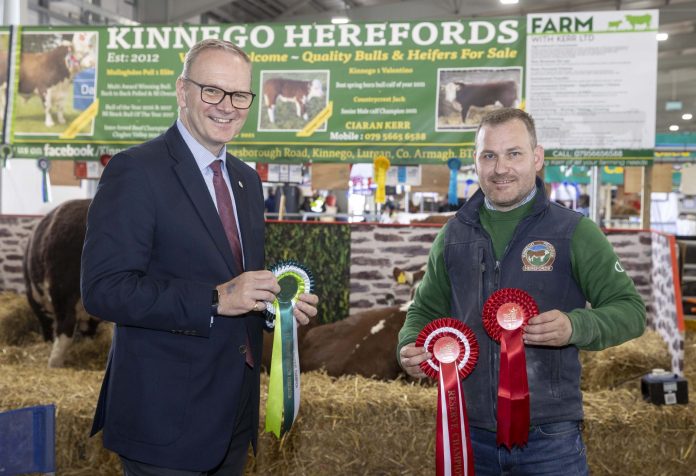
top-left (278, 193), bottom-right (286, 221)
top-left (640, 165), bottom-right (652, 229)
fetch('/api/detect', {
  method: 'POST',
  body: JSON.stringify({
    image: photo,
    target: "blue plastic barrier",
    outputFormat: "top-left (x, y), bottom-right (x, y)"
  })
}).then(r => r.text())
top-left (0, 404), bottom-right (56, 475)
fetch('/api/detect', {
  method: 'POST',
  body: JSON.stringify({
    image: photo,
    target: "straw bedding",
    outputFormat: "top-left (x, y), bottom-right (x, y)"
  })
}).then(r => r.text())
top-left (0, 292), bottom-right (694, 475)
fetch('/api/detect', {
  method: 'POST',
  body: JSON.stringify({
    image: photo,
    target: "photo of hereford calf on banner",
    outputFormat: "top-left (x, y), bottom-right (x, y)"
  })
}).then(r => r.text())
top-left (257, 70), bottom-right (329, 132)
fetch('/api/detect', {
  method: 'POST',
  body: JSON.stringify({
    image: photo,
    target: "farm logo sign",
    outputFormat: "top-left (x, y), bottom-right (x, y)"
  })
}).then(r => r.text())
top-left (525, 9), bottom-right (658, 165)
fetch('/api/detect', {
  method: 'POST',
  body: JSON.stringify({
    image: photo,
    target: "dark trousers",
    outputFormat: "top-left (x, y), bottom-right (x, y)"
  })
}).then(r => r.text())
top-left (121, 365), bottom-right (255, 476)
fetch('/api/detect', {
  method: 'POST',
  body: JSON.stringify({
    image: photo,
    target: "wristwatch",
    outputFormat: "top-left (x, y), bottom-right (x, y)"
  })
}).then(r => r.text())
top-left (211, 289), bottom-right (220, 316)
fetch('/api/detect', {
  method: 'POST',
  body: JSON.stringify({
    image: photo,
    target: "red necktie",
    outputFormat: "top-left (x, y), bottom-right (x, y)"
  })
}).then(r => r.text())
top-left (210, 160), bottom-right (254, 368)
top-left (210, 160), bottom-right (243, 273)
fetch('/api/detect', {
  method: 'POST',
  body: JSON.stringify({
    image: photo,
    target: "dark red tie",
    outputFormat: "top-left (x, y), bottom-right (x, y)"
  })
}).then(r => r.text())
top-left (210, 160), bottom-right (243, 272)
top-left (210, 160), bottom-right (254, 367)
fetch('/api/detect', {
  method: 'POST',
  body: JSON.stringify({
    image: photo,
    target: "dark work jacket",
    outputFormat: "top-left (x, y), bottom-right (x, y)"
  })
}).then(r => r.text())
top-left (444, 177), bottom-right (586, 430)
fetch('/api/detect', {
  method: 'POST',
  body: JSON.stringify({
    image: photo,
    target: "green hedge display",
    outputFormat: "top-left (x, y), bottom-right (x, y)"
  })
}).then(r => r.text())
top-left (266, 222), bottom-right (350, 324)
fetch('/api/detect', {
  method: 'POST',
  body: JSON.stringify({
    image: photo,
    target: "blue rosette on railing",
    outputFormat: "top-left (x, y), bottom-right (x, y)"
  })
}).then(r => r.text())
top-left (447, 158), bottom-right (461, 206)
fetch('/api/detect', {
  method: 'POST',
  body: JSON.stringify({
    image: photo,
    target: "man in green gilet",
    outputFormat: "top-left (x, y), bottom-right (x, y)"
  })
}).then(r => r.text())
top-left (398, 108), bottom-right (645, 475)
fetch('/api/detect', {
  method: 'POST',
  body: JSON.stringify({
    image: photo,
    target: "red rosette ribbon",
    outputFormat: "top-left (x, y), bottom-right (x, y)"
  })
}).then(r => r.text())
top-left (482, 288), bottom-right (539, 449)
top-left (416, 318), bottom-right (479, 476)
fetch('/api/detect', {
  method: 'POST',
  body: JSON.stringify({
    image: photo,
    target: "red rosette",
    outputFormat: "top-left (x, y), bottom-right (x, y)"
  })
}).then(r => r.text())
top-left (417, 318), bottom-right (478, 476)
top-left (482, 288), bottom-right (539, 342)
top-left (416, 317), bottom-right (479, 380)
top-left (482, 288), bottom-right (539, 449)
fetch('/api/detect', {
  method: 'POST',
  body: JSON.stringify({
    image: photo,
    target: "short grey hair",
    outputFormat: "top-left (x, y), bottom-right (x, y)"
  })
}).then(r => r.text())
top-left (475, 108), bottom-right (538, 149)
top-left (181, 38), bottom-right (251, 79)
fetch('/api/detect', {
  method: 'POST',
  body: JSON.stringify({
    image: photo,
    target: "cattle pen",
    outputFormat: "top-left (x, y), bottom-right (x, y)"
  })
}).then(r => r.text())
top-left (0, 216), bottom-right (693, 474)
top-left (0, 302), bottom-right (695, 475)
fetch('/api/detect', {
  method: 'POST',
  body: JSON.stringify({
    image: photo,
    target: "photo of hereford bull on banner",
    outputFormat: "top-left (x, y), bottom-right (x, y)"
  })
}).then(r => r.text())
top-left (0, 10), bottom-right (657, 166)
top-left (12, 31), bottom-right (98, 137)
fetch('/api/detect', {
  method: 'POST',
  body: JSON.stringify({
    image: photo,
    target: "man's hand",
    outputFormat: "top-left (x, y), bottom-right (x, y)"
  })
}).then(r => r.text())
top-left (293, 293), bottom-right (318, 326)
top-left (216, 270), bottom-right (280, 317)
top-left (523, 309), bottom-right (572, 347)
top-left (399, 342), bottom-right (431, 379)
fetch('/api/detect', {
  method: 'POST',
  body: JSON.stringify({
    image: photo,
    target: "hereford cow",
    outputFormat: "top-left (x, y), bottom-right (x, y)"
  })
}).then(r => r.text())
top-left (23, 199), bottom-right (99, 368)
top-left (263, 77), bottom-right (324, 124)
top-left (444, 80), bottom-right (518, 124)
top-left (299, 306), bottom-right (407, 379)
top-left (293, 265), bottom-right (427, 380)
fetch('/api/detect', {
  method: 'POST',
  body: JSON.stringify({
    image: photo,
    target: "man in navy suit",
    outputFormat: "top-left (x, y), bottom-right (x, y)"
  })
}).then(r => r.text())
top-left (81, 39), bottom-right (318, 475)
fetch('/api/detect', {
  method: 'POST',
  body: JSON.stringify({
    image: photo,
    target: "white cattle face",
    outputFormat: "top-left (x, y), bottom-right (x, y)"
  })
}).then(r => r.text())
top-left (444, 82), bottom-right (460, 103)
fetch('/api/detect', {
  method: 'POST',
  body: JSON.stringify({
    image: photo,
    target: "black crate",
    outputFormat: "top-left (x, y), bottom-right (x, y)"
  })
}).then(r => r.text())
top-left (640, 372), bottom-right (689, 405)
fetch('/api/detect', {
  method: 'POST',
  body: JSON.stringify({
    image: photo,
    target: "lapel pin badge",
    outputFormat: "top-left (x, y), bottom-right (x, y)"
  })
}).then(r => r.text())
top-left (238, 181), bottom-right (244, 188)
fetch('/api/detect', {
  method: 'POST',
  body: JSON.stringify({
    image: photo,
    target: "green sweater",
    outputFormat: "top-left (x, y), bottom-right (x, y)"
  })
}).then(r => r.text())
top-left (398, 201), bottom-right (646, 355)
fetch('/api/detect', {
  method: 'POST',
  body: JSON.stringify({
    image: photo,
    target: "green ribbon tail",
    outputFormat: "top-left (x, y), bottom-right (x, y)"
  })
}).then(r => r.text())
top-left (265, 300), bottom-right (283, 437)
top-left (279, 300), bottom-right (296, 434)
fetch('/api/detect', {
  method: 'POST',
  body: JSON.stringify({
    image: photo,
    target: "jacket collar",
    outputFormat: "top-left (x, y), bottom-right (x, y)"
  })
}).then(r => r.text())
top-left (456, 176), bottom-right (549, 225)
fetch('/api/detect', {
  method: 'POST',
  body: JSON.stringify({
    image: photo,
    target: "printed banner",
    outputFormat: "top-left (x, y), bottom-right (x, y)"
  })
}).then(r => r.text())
top-left (3, 20), bottom-right (525, 164)
top-left (526, 10), bottom-right (658, 165)
top-left (0, 14), bottom-right (658, 165)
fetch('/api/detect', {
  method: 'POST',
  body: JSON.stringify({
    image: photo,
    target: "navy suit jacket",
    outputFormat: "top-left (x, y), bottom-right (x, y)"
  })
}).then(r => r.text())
top-left (81, 125), bottom-right (266, 470)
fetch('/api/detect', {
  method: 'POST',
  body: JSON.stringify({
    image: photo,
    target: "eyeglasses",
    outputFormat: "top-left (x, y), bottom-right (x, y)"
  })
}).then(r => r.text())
top-left (182, 77), bottom-right (256, 109)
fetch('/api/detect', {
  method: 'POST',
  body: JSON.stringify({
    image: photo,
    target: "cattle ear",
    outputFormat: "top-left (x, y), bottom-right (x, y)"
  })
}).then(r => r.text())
top-left (393, 267), bottom-right (405, 283)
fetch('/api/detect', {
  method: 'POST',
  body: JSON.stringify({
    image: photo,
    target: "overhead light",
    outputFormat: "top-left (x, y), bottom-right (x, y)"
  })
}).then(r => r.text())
top-left (500, 0), bottom-right (519, 4)
top-left (669, 125), bottom-right (680, 132)
top-left (656, 32), bottom-right (669, 41)
top-left (683, 113), bottom-right (693, 120)
top-left (331, 16), bottom-right (350, 24)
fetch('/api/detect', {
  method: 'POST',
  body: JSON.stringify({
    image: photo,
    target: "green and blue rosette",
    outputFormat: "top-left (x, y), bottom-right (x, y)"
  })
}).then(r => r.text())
top-left (264, 260), bottom-right (314, 438)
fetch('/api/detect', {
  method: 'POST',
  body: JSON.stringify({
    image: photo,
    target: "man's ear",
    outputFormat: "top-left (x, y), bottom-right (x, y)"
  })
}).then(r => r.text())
top-left (175, 77), bottom-right (187, 109)
top-left (533, 145), bottom-right (545, 172)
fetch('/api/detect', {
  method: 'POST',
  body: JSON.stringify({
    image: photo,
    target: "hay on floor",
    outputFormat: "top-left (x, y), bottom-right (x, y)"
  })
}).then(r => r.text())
top-left (580, 330), bottom-right (672, 391)
top-left (0, 291), bottom-right (112, 370)
top-left (584, 388), bottom-right (696, 476)
top-left (1, 363), bottom-right (695, 475)
top-left (1, 292), bottom-right (695, 475)
top-left (250, 372), bottom-right (437, 475)
top-left (0, 291), bottom-right (42, 346)
top-left (0, 364), bottom-right (120, 476)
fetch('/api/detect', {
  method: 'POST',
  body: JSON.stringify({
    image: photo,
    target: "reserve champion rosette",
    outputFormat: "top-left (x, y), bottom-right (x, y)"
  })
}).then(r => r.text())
top-left (416, 318), bottom-right (479, 476)
top-left (482, 288), bottom-right (538, 449)
top-left (264, 260), bottom-right (314, 438)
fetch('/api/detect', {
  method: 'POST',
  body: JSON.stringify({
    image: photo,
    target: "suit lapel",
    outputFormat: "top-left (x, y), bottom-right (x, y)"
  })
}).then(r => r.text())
top-left (165, 126), bottom-right (238, 275)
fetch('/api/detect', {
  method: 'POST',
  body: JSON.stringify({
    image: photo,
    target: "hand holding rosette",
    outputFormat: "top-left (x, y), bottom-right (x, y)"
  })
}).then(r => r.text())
top-left (482, 288), bottom-right (539, 449)
top-left (416, 318), bottom-right (479, 476)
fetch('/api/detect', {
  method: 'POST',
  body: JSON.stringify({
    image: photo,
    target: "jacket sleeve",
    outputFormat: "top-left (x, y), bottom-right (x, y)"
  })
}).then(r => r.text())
top-left (396, 228), bottom-right (452, 362)
top-left (566, 218), bottom-right (646, 350)
top-left (80, 153), bottom-right (212, 337)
